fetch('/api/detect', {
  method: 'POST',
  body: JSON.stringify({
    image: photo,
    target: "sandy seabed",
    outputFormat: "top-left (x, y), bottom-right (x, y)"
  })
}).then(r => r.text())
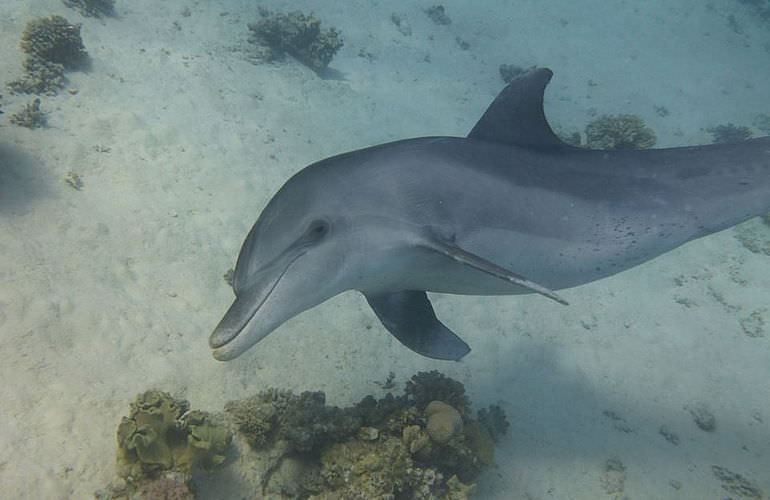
top-left (1, 0), bottom-right (769, 498)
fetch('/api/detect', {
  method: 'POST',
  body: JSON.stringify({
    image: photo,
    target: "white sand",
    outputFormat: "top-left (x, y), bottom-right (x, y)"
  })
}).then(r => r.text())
top-left (1, 0), bottom-right (769, 498)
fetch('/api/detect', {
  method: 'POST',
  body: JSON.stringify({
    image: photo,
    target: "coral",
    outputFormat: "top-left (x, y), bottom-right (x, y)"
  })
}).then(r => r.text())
top-left (425, 400), bottom-right (463, 444)
top-left (8, 16), bottom-right (87, 95)
top-left (584, 114), bottom-right (657, 150)
top-left (354, 392), bottom-right (410, 428)
top-left (223, 268), bottom-right (234, 288)
top-left (390, 13), bottom-right (412, 36)
top-left (134, 472), bottom-right (195, 500)
top-left (754, 113), bottom-right (770, 133)
top-left (405, 370), bottom-right (470, 416)
top-left (600, 457), bottom-right (627, 496)
top-left (686, 402), bottom-right (716, 431)
top-left (95, 471), bottom-right (195, 500)
top-left (425, 5), bottom-right (452, 25)
top-left (20, 16), bottom-right (87, 68)
top-left (476, 404), bottom-right (510, 443)
top-left (226, 389), bottom-right (361, 453)
top-left (62, 0), bottom-right (115, 18)
top-left (8, 57), bottom-right (67, 95)
top-left (101, 372), bottom-right (504, 498)
top-left (246, 8), bottom-right (343, 74)
top-left (712, 465), bottom-right (764, 499)
top-left (314, 436), bottom-right (475, 499)
top-left (316, 436), bottom-right (412, 497)
top-left (707, 123), bottom-right (753, 143)
top-left (64, 171), bottom-right (84, 190)
top-left (10, 98), bottom-right (47, 129)
top-left (499, 64), bottom-right (538, 84)
top-left (116, 390), bottom-right (231, 479)
top-left (462, 421), bottom-right (495, 466)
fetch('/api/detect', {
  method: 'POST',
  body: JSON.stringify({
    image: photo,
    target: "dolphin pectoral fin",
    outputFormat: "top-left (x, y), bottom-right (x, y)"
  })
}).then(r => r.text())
top-left (364, 291), bottom-right (471, 361)
top-left (423, 239), bottom-right (570, 306)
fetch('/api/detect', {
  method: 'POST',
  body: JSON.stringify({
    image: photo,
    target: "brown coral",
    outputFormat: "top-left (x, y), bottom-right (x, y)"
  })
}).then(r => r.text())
top-left (425, 400), bottom-right (463, 444)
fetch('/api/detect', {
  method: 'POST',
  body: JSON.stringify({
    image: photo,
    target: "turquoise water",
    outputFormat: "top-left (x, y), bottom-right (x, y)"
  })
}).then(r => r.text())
top-left (1, 1), bottom-right (768, 498)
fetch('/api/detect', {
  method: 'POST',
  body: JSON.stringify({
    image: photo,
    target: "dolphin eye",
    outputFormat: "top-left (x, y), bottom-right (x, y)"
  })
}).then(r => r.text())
top-left (307, 220), bottom-right (329, 240)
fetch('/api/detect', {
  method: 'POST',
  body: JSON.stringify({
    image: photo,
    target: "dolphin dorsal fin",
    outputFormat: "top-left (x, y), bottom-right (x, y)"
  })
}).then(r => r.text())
top-left (468, 67), bottom-right (571, 150)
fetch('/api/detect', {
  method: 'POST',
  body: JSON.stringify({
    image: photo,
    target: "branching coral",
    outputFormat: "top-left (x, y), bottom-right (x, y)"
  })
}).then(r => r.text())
top-left (246, 7), bottom-right (343, 74)
top-left (8, 16), bottom-right (88, 95)
top-left (585, 114), bottom-right (657, 150)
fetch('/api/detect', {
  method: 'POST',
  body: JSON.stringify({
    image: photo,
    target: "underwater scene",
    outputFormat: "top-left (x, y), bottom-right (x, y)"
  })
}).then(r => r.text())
top-left (1, 0), bottom-right (769, 498)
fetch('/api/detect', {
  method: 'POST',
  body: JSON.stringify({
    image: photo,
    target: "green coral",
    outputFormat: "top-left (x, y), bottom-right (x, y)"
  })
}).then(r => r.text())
top-left (8, 16), bottom-right (87, 95)
top-left (585, 114), bottom-right (657, 150)
top-left (62, 0), bottom-right (115, 18)
top-left (246, 8), bottom-right (343, 74)
top-left (116, 390), bottom-right (231, 479)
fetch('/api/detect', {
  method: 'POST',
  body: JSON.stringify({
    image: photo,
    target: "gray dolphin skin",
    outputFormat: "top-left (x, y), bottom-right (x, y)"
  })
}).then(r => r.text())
top-left (210, 68), bottom-right (770, 362)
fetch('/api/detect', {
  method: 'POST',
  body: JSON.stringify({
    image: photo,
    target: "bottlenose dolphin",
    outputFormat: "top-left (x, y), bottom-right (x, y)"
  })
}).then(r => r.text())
top-left (210, 68), bottom-right (770, 362)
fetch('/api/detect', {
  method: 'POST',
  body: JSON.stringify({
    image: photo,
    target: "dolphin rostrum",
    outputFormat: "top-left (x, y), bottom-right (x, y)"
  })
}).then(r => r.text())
top-left (210, 68), bottom-right (770, 362)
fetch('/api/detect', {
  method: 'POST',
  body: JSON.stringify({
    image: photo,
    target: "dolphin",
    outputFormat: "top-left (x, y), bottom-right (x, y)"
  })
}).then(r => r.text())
top-left (210, 68), bottom-right (770, 362)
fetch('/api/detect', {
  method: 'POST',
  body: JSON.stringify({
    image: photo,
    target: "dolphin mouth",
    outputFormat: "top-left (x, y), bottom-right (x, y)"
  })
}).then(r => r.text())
top-left (209, 251), bottom-right (304, 360)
